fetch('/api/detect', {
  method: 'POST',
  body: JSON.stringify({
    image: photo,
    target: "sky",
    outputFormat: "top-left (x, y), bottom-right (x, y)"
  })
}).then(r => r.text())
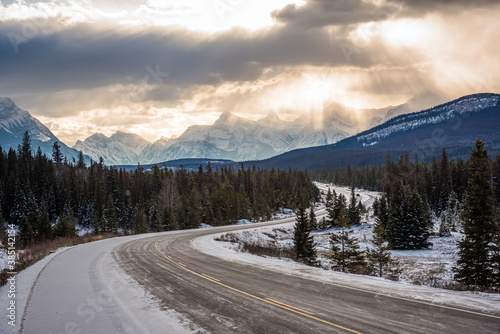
top-left (1, 0), bottom-right (499, 146)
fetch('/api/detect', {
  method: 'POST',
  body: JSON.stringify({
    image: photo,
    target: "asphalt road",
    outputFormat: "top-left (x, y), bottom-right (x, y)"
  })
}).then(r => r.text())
top-left (115, 220), bottom-right (500, 334)
top-left (6, 215), bottom-right (500, 334)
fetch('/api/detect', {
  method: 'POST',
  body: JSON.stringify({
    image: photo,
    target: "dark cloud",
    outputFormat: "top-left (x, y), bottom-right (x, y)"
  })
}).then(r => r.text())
top-left (0, 20), bottom-right (393, 98)
top-left (388, 0), bottom-right (500, 16)
top-left (271, 0), bottom-right (399, 28)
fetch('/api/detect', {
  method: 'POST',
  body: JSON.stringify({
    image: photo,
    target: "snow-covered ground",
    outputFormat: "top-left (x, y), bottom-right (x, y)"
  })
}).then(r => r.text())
top-left (201, 184), bottom-right (500, 315)
top-left (196, 224), bottom-right (500, 316)
top-left (213, 222), bottom-right (462, 289)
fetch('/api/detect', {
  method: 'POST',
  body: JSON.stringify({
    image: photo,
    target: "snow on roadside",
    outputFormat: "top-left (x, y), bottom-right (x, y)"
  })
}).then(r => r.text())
top-left (194, 184), bottom-right (500, 316)
top-left (194, 228), bottom-right (500, 316)
top-left (0, 246), bottom-right (71, 333)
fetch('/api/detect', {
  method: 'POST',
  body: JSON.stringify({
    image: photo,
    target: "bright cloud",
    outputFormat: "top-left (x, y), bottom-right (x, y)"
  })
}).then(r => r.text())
top-left (1, 0), bottom-right (499, 145)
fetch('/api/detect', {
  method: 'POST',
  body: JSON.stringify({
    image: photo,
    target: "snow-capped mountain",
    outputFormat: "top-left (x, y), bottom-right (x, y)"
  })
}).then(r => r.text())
top-left (251, 93), bottom-right (500, 169)
top-left (74, 131), bottom-right (151, 165)
top-left (1, 95), bottom-right (409, 166)
top-left (0, 97), bottom-right (84, 161)
top-left (135, 104), bottom-right (408, 164)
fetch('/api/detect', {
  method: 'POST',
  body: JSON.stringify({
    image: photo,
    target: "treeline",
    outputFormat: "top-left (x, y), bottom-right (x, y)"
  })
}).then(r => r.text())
top-left (0, 132), bottom-right (319, 247)
top-left (312, 139), bottom-right (500, 290)
top-left (311, 149), bottom-right (500, 215)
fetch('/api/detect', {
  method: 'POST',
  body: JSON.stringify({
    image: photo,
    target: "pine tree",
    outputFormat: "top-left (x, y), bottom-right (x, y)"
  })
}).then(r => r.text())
top-left (52, 141), bottom-right (63, 166)
top-left (54, 211), bottom-right (77, 238)
top-left (348, 186), bottom-right (361, 225)
top-left (134, 209), bottom-right (148, 234)
top-left (490, 231), bottom-right (500, 290)
top-left (375, 195), bottom-right (389, 230)
top-left (103, 195), bottom-right (118, 233)
top-left (77, 150), bottom-right (86, 169)
top-left (162, 206), bottom-right (179, 231)
top-left (454, 139), bottom-right (497, 290)
top-left (35, 202), bottom-right (53, 241)
top-left (439, 191), bottom-right (461, 236)
top-left (332, 194), bottom-right (347, 227)
top-left (367, 223), bottom-right (392, 277)
top-left (329, 207), bottom-right (366, 273)
top-left (309, 205), bottom-right (317, 231)
top-left (386, 184), bottom-right (431, 250)
top-left (293, 205), bottom-right (317, 266)
top-left (325, 188), bottom-right (336, 227)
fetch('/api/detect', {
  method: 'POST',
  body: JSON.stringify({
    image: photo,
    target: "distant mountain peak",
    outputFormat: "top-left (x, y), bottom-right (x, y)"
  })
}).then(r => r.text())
top-left (89, 132), bottom-right (108, 140)
top-left (260, 112), bottom-right (281, 123)
top-left (216, 111), bottom-right (240, 123)
top-left (0, 96), bottom-right (86, 162)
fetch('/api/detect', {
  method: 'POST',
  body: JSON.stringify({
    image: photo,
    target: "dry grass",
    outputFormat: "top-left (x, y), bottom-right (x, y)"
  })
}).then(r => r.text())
top-left (240, 242), bottom-right (296, 259)
top-left (0, 234), bottom-right (117, 286)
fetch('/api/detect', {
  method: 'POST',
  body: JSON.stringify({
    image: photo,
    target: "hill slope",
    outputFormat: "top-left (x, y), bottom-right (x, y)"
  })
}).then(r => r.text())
top-left (247, 93), bottom-right (500, 169)
top-left (0, 97), bottom-right (86, 162)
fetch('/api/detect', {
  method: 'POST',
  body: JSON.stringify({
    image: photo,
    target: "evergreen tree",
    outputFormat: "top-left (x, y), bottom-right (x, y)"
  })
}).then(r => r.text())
top-left (454, 139), bottom-right (497, 290)
top-left (293, 205), bottom-right (317, 266)
top-left (386, 184), bottom-right (431, 250)
top-left (237, 184), bottom-right (251, 220)
top-left (439, 191), bottom-right (461, 236)
top-left (491, 231), bottom-right (500, 290)
top-left (103, 195), bottom-right (118, 233)
top-left (162, 206), bottom-right (179, 231)
top-left (19, 216), bottom-right (34, 247)
top-left (77, 150), bottom-right (86, 169)
top-left (52, 141), bottom-right (63, 165)
top-left (0, 202), bottom-right (4, 236)
top-left (375, 195), bottom-right (389, 230)
top-left (367, 223), bottom-right (392, 277)
top-left (348, 186), bottom-right (361, 225)
top-left (134, 209), bottom-right (148, 234)
top-left (54, 210), bottom-right (77, 238)
top-left (332, 193), bottom-right (347, 227)
top-left (309, 205), bottom-right (317, 231)
top-left (325, 188), bottom-right (336, 227)
top-left (35, 202), bottom-right (53, 241)
top-left (329, 207), bottom-right (366, 273)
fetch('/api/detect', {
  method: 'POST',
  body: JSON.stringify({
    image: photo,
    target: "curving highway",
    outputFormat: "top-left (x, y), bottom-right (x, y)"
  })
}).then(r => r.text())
top-left (3, 215), bottom-right (500, 333)
top-left (115, 221), bottom-right (500, 334)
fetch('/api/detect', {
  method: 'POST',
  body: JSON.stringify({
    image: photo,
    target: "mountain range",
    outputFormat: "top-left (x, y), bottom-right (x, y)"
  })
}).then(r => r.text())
top-left (247, 93), bottom-right (500, 169)
top-left (74, 102), bottom-right (410, 165)
top-left (1, 93), bottom-right (498, 169)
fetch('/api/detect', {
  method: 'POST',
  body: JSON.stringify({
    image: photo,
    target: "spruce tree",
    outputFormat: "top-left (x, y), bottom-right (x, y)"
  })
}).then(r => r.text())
top-left (52, 141), bottom-right (63, 166)
top-left (375, 195), bottom-right (389, 230)
top-left (386, 184), bottom-right (431, 250)
top-left (329, 207), bottom-right (366, 273)
top-left (325, 188), bottom-right (336, 227)
top-left (35, 202), bottom-right (53, 241)
top-left (309, 205), bottom-right (317, 231)
top-left (134, 209), bottom-right (148, 234)
top-left (440, 191), bottom-right (461, 235)
top-left (491, 231), bottom-right (500, 290)
top-left (367, 223), bottom-right (392, 277)
top-left (104, 195), bottom-right (118, 233)
top-left (293, 205), bottom-right (317, 266)
top-left (348, 186), bottom-right (361, 225)
top-left (454, 139), bottom-right (497, 290)
top-left (162, 206), bottom-right (179, 231)
top-left (54, 212), bottom-right (77, 238)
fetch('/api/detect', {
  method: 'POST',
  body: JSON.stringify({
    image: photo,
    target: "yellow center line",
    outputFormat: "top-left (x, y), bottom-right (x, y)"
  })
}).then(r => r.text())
top-left (201, 274), bottom-right (221, 282)
top-left (154, 242), bottom-right (363, 334)
top-left (265, 298), bottom-right (315, 315)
